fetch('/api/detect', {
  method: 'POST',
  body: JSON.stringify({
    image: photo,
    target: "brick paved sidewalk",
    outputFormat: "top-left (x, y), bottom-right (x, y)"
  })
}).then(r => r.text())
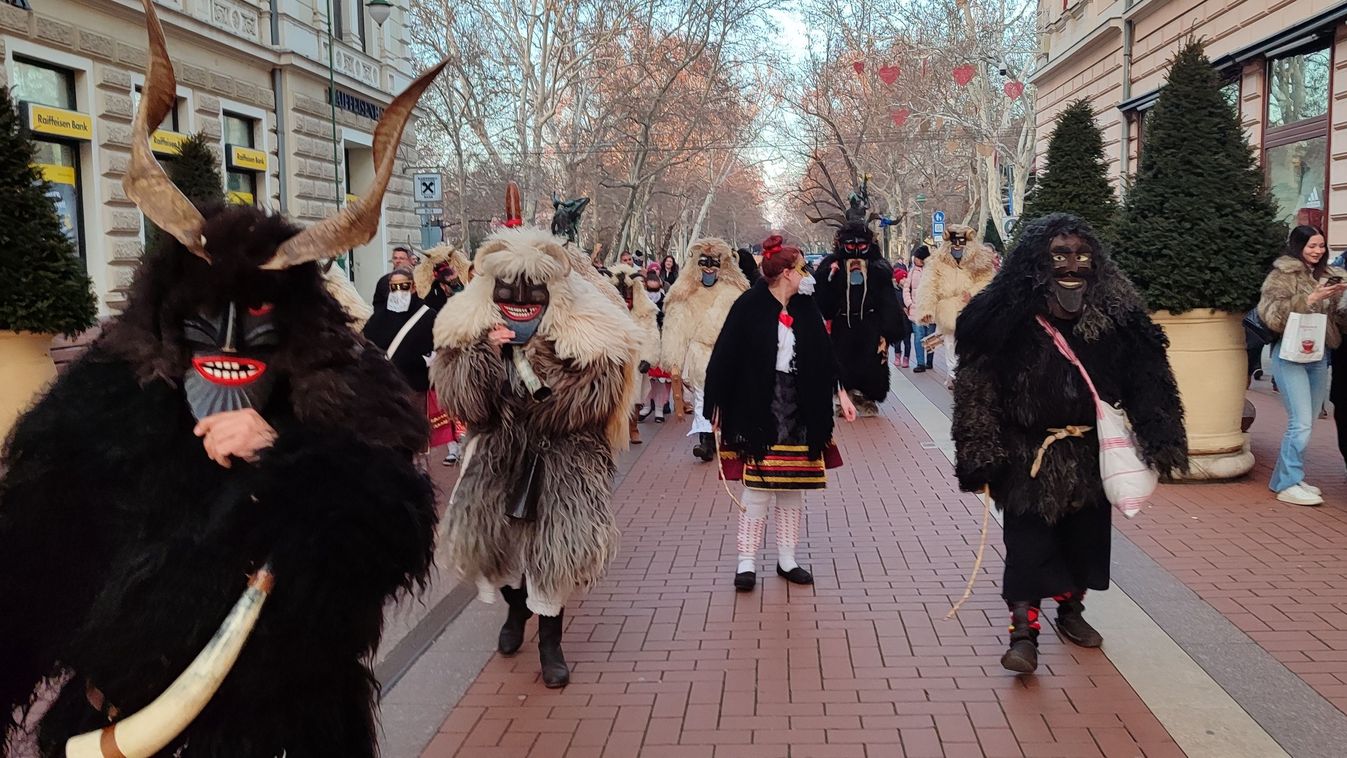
top-left (419, 399), bottom-right (1180, 757)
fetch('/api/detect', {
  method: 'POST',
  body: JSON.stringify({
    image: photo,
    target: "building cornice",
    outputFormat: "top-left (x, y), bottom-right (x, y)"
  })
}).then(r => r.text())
top-left (1030, 15), bottom-right (1122, 85)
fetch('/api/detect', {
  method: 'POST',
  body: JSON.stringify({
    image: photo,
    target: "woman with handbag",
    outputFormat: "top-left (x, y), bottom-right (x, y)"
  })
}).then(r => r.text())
top-left (1257, 225), bottom-right (1347, 505)
top-left (704, 235), bottom-right (856, 592)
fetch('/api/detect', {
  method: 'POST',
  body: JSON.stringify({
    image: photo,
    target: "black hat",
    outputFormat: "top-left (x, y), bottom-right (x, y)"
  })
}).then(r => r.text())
top-left (911, 245), bottom-right (931, 260)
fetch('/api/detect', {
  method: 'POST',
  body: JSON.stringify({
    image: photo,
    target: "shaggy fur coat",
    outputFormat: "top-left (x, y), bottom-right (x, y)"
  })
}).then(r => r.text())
top-left (704, 281), bottom-right (837, 458)
top-left (661, 238), bottom-right (749, 387)
top-left (414, 244), bottom-right (474, 300)
top-left (1257, 256), bottom-right (1347, 349)
top-left (609, 262), bottom-right (662, 368)
top-left (952, 214), bottom-right (1188, 524)
top-left (814, 242), bottom-right (907, 402)
top-left (913, 239), bottom-right (996, 333)
top-left (0, 206), bottom-right (436, 757)
top-left (430, 227), bottom-right (640, 604)
top-left (322, 264), bottom-right (373, 331)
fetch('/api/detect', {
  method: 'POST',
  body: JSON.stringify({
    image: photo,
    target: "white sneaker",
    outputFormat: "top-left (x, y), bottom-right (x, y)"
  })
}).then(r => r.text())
top-left (1301, 482), bottom-right (1322, 496)
top-left (442, 441), bottom-right (461, 466)
top-left (1277, 484), bottom-right (1323, 506)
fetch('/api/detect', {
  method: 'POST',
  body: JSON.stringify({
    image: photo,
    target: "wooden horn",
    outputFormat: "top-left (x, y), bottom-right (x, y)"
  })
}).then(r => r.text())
top-left (263, 59), bottom-right (450, 269)
top-left (127, 0), bottom-right (207, 261)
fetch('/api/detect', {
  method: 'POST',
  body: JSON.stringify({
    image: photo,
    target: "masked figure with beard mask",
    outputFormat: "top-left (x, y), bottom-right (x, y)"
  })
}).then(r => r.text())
top-left (813, 220), bottom-right (908, 416)
top-left (952, 214), bottom-right (1186, 674)
top-left (0, 4), bottom-right (443, 754)
top-left (431, 187), bottom-right (641, 688)
top-left (662, 238), bottom-right (750, 460)
top-left (414, 245), bottom-right (474, 463)
top-left (608, 262), bottom-right (661, 444)
top-left (913, 225), bottom-right (996, 386)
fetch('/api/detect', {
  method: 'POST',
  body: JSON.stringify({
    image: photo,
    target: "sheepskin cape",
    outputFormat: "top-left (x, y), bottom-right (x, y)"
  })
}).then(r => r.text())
top-left (414, 243), bottom-right (473, 299)
top-left (913, 240), bottom-right (996, 333)
top-left (661, 238), bottom-right (748, 387)
top-left (609, 262), bottom-right (662, 367)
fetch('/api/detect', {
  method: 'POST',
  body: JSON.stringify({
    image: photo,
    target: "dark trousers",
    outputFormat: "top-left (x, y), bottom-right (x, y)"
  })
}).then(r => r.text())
top-left (1332, 346), bottom-right (1347, 470)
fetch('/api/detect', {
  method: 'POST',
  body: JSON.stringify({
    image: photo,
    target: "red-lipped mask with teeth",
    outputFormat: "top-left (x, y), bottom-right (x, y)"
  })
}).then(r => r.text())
top-left (494, 278), bottom-right (550, 344)
top-left (182, 302), bottom-right (281, 420)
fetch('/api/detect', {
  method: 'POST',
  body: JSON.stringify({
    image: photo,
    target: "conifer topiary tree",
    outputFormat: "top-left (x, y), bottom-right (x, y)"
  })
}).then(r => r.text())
top-left (0, 85), bottom-right (96, 336)
top-left (1113, 39), bottom-right (1283, 313)
top-left (1016, 99), bottom-right (1118, 244)
top-left (167, 132), bottom-right (224, 206)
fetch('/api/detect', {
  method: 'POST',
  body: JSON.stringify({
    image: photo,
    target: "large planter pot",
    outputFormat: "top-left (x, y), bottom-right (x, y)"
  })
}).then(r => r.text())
top-left (1152, 309), bottom-right (1254, 480)
top-left (0, 331), bottom-right (57, 443)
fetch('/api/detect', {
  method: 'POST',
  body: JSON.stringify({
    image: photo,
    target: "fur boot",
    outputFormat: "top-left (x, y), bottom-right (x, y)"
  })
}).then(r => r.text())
top-left (1054, 591), bottom-right (1102, 648)
top-left (537, 611), bottom-right (569, 688)
top-left (629, 411), bottom-right (642, 445)
top-left (498, 585), bottom-right (533, 656)
top-left (1001, 600), bottom-right (1041, 674)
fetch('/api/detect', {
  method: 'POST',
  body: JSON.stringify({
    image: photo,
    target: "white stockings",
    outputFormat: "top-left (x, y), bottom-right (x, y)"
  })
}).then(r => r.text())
top-left (736, 488), bottom-right (805, 573)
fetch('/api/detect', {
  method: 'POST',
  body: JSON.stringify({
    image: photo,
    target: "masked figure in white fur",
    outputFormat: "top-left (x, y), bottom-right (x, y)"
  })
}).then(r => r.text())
top-left (430, 193), bottom-right (641, 689)
top-left (608, 262), bottom-right (662, 445)
top-left (912, 225), bottom-right (996, 386)
top-left (661, 238), bottom-right (750, 461)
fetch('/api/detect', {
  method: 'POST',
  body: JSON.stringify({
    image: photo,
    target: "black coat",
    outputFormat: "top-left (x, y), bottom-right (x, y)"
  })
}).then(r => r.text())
top-left (703, 281), bottom-right (837, 458)
top-left (952, 306), bottom-right (1187, 523)
top-left (813, 254), bottom-right (908, 401)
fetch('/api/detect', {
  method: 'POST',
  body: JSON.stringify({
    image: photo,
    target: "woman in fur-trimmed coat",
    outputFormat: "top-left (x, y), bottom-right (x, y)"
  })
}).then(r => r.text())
top-left (952, 213), bottom-right (1186, 675)
top-left (913, 226), bottom-right (996, 384)
top-left (431, 225), bottom-right (641, 688)
top-left (661, 237), bottom-right (749, 460)
top-left (609, 262), bottom-right (662, 444)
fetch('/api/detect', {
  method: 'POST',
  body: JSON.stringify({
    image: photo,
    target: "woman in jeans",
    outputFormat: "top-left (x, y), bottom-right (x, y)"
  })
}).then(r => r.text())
top-left (903, 246), bottom-right (934, 372)
top-left (1257, 225), bottom-right (1347, 505)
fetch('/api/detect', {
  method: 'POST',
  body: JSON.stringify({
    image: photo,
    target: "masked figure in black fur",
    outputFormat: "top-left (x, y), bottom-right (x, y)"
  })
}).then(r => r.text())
top-left (813, 220), bottom-right (907, 416)
top-left (951, 213), bottom-right (1186, 675)
top-left (431, 188), bottom-right (640, 689)
top-left (0, 6), bottom-right (443, 754)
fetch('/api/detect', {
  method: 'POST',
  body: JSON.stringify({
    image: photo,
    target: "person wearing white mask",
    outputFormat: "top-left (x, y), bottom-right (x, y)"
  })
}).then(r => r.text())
top-left (704, 235), bottom-right (857, 592)
top-left (362, 268), bottom-right (435, 399)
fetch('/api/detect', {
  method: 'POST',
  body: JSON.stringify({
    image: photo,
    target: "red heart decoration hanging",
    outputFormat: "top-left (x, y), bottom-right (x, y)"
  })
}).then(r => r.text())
top-left (853, 61), bottom-right (866, 76)
top-left (878, 65), bottom-right (900, 85)
top-left (1004, 80), bottom-right (1025, 100)
top-left (952, 64), bottom-right (976, 86)
top-left (890, 107), bottom-right (911, 127)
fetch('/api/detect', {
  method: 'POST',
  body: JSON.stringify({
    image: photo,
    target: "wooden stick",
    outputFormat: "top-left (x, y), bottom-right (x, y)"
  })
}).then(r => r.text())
top-left (672, 375), bottom-right (685, 420)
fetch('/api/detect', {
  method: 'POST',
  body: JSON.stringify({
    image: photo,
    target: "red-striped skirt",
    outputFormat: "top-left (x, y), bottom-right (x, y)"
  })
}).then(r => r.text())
top-left (721, 443), bottom-right (829, 491)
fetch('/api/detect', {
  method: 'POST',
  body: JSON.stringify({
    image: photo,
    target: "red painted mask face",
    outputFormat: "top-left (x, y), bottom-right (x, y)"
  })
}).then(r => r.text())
top-left (493, 278), bottom-right (550, 344)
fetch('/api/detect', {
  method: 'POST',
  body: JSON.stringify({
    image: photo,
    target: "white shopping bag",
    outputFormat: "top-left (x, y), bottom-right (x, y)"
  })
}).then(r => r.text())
top-left (1278, 311), bottom-right (1328, 363)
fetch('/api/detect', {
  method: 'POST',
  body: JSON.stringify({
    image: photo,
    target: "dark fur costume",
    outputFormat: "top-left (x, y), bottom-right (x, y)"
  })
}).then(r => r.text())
top-left (0, 205), bottom-right (436, 757)
top-left (813, 221), bottom-right (907, 402)
top-left (951, 213), bottom-right (1186, 599)
top-left (704, 281), bottom-right (837, 458)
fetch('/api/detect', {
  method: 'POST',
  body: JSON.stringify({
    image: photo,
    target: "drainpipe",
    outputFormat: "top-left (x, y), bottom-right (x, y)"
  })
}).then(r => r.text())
top-left (269, 0), bottom-right (288, 212)
top-left (1119, 16), bottom-right (1134, 182)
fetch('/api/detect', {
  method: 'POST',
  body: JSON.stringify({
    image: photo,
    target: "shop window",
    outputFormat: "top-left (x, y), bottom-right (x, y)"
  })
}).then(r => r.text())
top-left (223, 112), bottom-right (258, 206)
top-left (332, 0), bottom-right (345, 39)
top-left (1264, 46), bottom-right (1332, 226)
top-left (1267, 47), bottom-right (1329, 129)
top-left (14, 58), bottom-right (85, 259)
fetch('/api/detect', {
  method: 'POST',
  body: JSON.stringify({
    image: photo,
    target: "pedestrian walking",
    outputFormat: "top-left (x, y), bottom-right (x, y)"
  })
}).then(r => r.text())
top-left (952, 214), bottom-right (1186, 674)
top-left (904, 245), bottom-right (935, 373)
top-left (704, 235), bottom-right (857, 592)
top-left (913, 226), bottom-right (996, 388)
top-left (892, 264), bottom-right (913, 368)
top-left (1256, 224), bottom-right (1347, 506)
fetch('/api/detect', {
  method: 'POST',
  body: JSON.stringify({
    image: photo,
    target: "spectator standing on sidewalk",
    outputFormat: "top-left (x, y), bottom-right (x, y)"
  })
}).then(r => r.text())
top-left (904, 246), bottom-right (935, 373)
top-left (913, 226), bottom-right (996, 387)
top-left (1257, 224), bottom-right (1347, 506)
top-left (660, 254), bottom-right (680, 288)
top-left (704, 235), bottom-right (856, 592)
top-left (373, 244), bottom-right (415, 304)
top-left (892, 264), bottom-right (913, 368)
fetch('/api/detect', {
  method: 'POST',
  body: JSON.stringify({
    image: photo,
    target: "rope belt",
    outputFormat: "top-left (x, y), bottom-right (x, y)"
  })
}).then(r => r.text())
top-left (1029, 425), bottom-right (1093, 478)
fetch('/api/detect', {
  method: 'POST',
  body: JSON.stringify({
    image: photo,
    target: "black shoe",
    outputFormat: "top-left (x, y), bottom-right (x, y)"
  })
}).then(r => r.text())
top-left (497, 585), bottom-right (533, 656)
top-left (696, 432), bottom-right (716, 462)
top-left (537, 611), bottom-right (570, 688)
top-left (776, 564), bottom-right (813, 584)
top-left (639, 404), bottom-right (654, 422)
top-left (734, 571), bottom-right (756, 591)
top-left (663, 402), bottom-right (672, 414)
top-left (1001, 600), bottom-right (1041, 674)
top-left (1001, 639), bottom-right (1039, 674)
top-left (692, 438), bottom-right (707, 459)
top-left (1056, 598), bottom-right (1103, 648)
top-left (912, 366), bottom-right (926, 374)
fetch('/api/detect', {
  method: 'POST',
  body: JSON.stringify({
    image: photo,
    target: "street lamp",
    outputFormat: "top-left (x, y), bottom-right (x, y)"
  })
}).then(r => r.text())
top-left (366, 0), bottom-right (393, 26)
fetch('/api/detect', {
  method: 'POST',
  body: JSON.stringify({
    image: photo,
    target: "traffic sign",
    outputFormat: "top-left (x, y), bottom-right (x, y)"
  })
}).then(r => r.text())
top-left (916, 194), bottom-right (927, 204)
top-left (415, 205), bottom-right (443, 216)
top-left (414, 173), bottom-right (442, 203)
top-left (932, 210), bottom-right (946, 223)
top-left (932, 210), bottom-right (945, 237)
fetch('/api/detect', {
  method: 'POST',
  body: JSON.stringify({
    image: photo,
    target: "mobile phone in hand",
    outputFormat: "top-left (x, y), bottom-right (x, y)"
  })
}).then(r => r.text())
top-left (1327, 276), bottom-right (1344, 285)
